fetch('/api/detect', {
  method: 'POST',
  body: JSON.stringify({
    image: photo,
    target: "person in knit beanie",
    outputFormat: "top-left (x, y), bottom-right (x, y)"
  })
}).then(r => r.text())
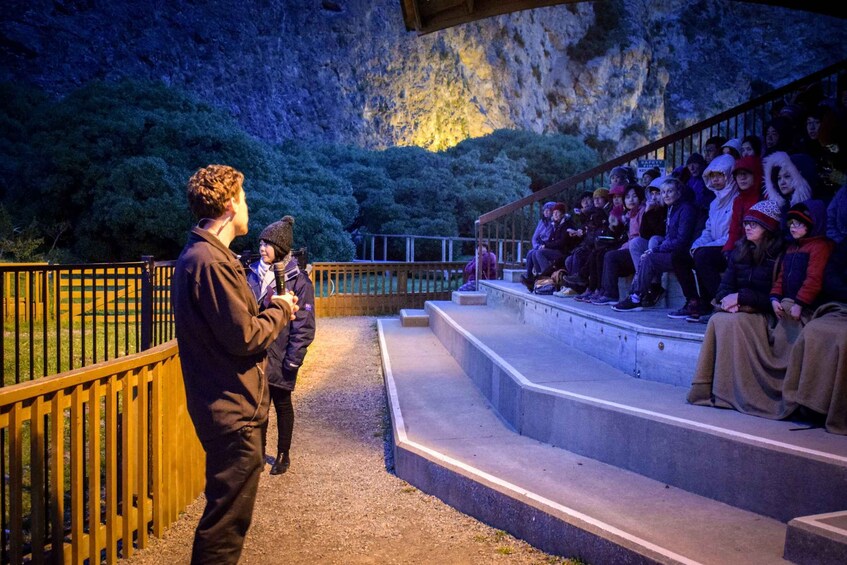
top-left (743, 200), bottom-right (782, 233)
top-left (259, 215), bottom-right (295, 261)
top-left (248, 215), bottom-right (316, 476)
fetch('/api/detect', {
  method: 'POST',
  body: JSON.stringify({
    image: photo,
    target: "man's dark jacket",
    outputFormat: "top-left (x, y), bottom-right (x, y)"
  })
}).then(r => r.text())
top-left (172, 227), bottom-right (291, 443)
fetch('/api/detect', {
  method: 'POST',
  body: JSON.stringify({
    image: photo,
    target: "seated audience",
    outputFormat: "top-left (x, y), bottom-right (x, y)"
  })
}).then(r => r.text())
top-left (612, 178), bottom-right (698, 312)
top-left (522, 202), bottom-right (570, 291)
top-left (640, 167), bottom-right (661, 188)
top-left (669, 154), bottom-right (739, 321)
top-left (703, 136), bottom-right (727, 165)
top-left (562, 188), bottom-right (612, 294)
top-left (763, 151), bottom-right (814, 225)
top-left (531, 202), bottom-right (556, 251)
top-left (763, 117), bottom-right (796, 157)
top-left (459, 242), bottom-right (497, 291)
top-left (721, 138), bottom-right (742, 159)
top-left (741, 135), bottom-right (763, 158)
top-left (827, 183), bottom-right (847, 243)
top-left (591, 184), bottom-right (647, 305)
top-left (723, 156), bottom-right (765, 256)
top-left (687, 200), bottom-right (787, 417)
top-left (770, 200), bottom-right (834, 325)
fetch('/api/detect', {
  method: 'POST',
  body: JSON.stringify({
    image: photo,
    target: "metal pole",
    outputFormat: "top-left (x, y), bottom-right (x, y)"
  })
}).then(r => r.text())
top-left (475, 220), bottom-right (481, 288)
top-left (140, 255), bottom-right (154, 351)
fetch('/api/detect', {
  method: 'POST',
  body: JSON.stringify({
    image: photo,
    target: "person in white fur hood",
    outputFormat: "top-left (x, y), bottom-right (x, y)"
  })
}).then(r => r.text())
top-left (763, 151), bottom-right (814, 212)
top-left (668, 153), bottom-right (739, 322)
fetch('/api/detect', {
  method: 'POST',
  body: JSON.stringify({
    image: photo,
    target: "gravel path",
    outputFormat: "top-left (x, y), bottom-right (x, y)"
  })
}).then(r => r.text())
top-left (128, 317), bottom-right (572, 564)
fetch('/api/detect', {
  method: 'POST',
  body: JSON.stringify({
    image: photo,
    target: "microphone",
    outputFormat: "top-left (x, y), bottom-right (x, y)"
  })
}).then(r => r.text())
top-left (273, 262), bottom-right (287, 295)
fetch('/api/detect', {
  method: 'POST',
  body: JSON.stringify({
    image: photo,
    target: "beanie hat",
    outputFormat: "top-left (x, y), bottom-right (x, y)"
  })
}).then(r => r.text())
top-left (552, 202), bottom-right (568, 215)
top-left (259, 215), bottom-right (295, 258)
top-left (743, 200), bottom-right (781, 232)
top-left (787, 202), bottom-right (814, 230)
top-left (542, 201), bottom-right (556, 211)
top-left (609, 184), bottom-right (627, 196)
top-left (593, 187), bottom-right (610, 199)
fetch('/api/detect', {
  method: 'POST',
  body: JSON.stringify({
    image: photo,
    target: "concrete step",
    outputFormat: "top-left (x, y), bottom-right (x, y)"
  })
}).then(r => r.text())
top-left (785, 511), bottom-right (847, 565)
top-left (400, 308), bottom-right (429, 327)
top-left (379, 318), bottom-right (788, 564)
top-left (482, 279), bottom-right (706, 387)
top-left (424, 299), bottom-right (847, 523)
top-left (451, 290), bottom-right (486, 305)
top-left (501, 268), bottom-right (523, 283)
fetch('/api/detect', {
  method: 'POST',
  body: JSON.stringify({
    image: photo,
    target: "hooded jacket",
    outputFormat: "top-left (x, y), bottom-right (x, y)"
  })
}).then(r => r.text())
top-left (770, 200), bottom-right (835, 308)
top-left (763, 151), bottom-right (814, 210)
top-left (172, 228), bottom-right (292, 443)
top-left (692, 154), bottom-right (739, 249)
top-left (722, 156), bottom-right (765, 252)
top-left (531, 202), bottom-right (556, 249)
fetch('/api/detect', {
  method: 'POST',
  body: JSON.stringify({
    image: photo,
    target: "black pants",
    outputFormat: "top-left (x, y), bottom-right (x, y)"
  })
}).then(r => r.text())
top-left (191, 424), bottom-right (264, 565)
top-left (600, 248), bottom-right (635, 299)
top-left (269, 386), bottom-right (294, 455)
top-left (673, 246), bottom-right (726, 304)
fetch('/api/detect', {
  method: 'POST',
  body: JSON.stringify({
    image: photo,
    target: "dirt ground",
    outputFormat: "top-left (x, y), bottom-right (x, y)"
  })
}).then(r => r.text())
top-left (127, 317), bottom-right (575, 565)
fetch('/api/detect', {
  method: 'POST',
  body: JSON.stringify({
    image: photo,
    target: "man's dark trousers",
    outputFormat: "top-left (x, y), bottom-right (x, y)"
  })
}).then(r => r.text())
top-left (191, 424), bottom-right (264, 564)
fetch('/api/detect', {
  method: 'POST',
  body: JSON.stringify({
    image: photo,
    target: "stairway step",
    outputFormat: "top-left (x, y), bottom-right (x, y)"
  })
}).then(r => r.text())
top-left (400, 308), bottom-right (429, 327)
top-left (380, 318), bottom-right (788, 565)
top-left (451, 290), bottom-right (486, 305)
top-left (424, 299), bottom-right (847, 523)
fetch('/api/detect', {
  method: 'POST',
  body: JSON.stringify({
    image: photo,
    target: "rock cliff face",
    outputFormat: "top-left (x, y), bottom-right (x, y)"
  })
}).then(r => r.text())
top-left (2, 0), bottom-right (845, 152)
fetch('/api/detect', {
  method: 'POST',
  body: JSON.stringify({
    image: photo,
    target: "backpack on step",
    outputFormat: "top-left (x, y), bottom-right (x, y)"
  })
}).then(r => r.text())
top-left (533, 276), bottom-right (556, 295)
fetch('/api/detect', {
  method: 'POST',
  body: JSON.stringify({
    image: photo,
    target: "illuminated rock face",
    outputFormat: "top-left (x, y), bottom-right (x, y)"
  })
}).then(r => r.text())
top-left (2, 0), bottom-right (845, 153)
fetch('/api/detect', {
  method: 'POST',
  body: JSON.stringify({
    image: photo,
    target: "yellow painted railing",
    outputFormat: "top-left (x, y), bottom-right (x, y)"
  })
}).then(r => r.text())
top-left (0, 340), bottom-right (204, 563)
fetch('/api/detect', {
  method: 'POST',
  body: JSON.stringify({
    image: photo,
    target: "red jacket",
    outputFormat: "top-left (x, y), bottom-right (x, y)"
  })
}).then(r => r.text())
top-left (723, 156), bottom-right (764, 253)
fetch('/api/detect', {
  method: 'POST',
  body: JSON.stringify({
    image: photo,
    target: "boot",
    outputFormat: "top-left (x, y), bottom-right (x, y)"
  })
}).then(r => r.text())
top-left (270, 452), bottom-right (290, 475)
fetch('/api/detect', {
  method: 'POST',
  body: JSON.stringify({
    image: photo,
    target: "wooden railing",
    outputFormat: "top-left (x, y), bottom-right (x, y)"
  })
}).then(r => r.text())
top-left (477, 59), bottom-right (847, 266)
top-left (311, 261), bottom-right (466, 316)
top-left (0, 340), bottom-right (204, 564)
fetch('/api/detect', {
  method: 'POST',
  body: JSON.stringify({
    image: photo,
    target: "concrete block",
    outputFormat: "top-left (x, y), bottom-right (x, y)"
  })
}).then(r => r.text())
top-left (502, 268), bottom-right (524, 283)
top-left (400, 309), bottom-right (429, 327)
top-left (452, 291), bottom-right (487, 305)
top-left (785, 511), bottom-right (847, 565)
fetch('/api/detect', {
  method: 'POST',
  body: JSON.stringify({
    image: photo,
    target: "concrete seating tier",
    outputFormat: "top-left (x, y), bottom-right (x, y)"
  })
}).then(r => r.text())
top-left (379, 283), bottom-right (847, 564)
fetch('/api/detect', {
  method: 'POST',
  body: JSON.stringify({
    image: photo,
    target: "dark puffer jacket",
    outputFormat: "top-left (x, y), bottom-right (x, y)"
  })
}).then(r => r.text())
top-left (716, 239), bottom-right (784, 313)
top-left (656, 199), bottom-right (698, 254)
top-left (247, 256), bottom-right (316, 391)
top-left (770, 200), bottom-right (835, 308)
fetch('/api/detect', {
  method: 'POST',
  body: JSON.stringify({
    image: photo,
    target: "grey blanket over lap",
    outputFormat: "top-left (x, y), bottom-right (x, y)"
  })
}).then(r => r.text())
top-left (781, 302), bottom-right (847, 435)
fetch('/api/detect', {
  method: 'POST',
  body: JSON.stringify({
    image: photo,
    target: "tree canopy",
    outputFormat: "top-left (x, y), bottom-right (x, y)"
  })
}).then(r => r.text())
top-left (0, 80), bottom-right (598, 262)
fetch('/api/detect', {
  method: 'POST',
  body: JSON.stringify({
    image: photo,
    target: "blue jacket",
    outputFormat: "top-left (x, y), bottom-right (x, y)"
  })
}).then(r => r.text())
top-left (656, 200), bottom-right (698, 254)
top-left (248, 257), bottom-right (316, 390)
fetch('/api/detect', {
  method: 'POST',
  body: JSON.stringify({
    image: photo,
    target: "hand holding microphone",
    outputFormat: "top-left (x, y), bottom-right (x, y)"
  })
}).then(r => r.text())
top-left (270, 262), bottom-right (298, 320)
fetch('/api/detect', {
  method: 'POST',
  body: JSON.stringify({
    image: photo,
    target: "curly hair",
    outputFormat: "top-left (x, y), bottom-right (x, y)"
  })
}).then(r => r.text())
top-left (186, 165), bottom-right (244, 220)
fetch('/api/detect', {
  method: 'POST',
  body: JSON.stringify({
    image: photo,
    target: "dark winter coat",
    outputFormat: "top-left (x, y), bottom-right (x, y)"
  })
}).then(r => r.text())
top-left (639, 205), bottom-right (667, 240)
top-left (716, 239), bottom-right (783, 313)
top-left (172, 228), bottom-right (292, 443)
top-left (822, 237), bottom-right (847, 303)
top-left (770, 200), bottom-right (835, 308)
top-left (656, 200), bottom-right (698, 254)
top-left (827, 184), bottom-right (847, 243)
top-left (247, 257), bottom-right (316, 391)
top-left (541, 219), bottom-right (571, 252)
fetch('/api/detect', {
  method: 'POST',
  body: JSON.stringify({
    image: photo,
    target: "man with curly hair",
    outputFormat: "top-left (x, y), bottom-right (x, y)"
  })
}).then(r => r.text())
top-left (172, 164), bottom-right (298, 564)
